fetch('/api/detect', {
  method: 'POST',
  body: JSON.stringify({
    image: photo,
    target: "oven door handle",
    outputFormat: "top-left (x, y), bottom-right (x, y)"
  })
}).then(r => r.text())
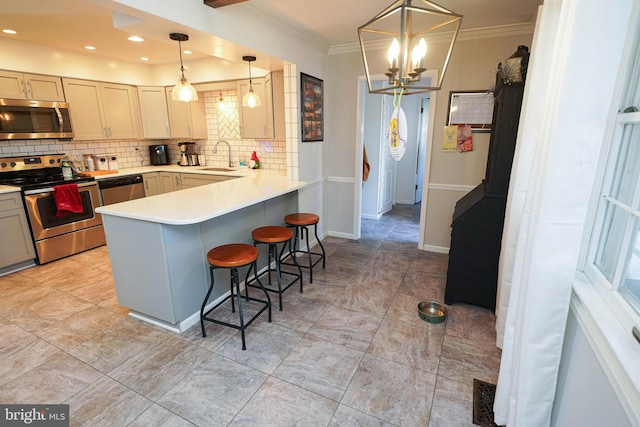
top-left (23, 181), bottom-right (97, 196)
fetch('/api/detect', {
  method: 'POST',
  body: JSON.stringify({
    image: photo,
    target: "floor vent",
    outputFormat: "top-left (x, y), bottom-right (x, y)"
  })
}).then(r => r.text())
top-left (472, 379), bottom-right (503, 427)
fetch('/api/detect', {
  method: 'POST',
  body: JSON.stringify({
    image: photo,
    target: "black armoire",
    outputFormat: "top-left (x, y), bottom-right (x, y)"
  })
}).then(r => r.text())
top-left (444, 47), bottom-right (529, 312)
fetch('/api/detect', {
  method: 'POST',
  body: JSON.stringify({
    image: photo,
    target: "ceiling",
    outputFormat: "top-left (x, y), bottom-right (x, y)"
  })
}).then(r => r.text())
top-left (0, 0), bottom-right (542, 69)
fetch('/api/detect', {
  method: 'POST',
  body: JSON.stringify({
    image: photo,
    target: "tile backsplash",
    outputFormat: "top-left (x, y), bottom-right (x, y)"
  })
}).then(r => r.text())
top-left (0, 89), bottom-right (286, 172)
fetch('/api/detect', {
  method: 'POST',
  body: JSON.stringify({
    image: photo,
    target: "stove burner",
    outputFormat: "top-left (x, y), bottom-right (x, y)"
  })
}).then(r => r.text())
top-left (0, 153), bottom-right (94, 190)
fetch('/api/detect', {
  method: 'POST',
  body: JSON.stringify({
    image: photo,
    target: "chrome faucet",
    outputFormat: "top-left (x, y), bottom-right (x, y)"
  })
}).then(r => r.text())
top-left (213, 140), bottom-right (233, 167)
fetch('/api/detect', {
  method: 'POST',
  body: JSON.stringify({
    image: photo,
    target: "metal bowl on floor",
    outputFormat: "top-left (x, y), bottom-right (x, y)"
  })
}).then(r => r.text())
top-left (417, 301), bottom-right (447, 324)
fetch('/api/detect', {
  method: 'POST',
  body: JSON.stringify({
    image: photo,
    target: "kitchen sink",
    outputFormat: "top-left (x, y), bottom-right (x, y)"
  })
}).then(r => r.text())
top-left (200, 167), bottom-right (236, 172)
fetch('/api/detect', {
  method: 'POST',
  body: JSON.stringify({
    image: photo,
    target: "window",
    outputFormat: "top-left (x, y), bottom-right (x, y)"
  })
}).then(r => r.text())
top-left (584, 21), bottom-right (640, 331)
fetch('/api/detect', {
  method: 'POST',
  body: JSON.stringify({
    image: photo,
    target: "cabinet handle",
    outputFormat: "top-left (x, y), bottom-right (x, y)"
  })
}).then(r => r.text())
top-left (175, 176), bottom-right (180, 186)
top-left (26, 82), bottom-right (32, 96)
top-left (104, 127), bottom-right (109, 137)
top-left (20, 80), bottom-right (27, 96)
top-left (188, 126), bottom-right (192, 136)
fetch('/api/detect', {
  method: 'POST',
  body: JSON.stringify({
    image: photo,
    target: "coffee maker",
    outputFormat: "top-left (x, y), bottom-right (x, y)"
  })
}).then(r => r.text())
top-left (178, 142), bottom-right (199, 166)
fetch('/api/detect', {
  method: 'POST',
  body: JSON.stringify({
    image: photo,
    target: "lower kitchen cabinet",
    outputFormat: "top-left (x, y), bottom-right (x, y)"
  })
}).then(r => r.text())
top-left (0, 193), bottom-right (36, 269)
top-left (159, 172), bottom-right (181, 192)
top-left (142, 173), bottom-right (161, 196)
top-left (179, 173), bottom-right (230, 189)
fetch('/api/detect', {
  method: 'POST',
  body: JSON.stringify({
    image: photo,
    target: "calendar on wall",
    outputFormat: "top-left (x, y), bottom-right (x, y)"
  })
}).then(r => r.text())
top-left (447, 91), bottom-right (494, 131)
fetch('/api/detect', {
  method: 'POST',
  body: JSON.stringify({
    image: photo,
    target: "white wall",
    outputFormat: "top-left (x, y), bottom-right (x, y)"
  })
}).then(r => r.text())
top-left (551, 308), bottom-right (632, 426)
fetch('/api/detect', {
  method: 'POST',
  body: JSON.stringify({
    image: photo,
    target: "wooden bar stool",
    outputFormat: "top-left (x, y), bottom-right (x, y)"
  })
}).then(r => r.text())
top-left (200, 243), bottom-right (271, 350)
top-left (282, 213), bottom-right (326, 283)
top-left (245, 226), bottom-right (303, 311)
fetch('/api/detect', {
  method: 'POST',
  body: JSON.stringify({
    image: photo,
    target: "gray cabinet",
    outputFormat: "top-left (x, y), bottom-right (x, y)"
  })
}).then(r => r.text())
top-left (179, 173), bottom-right (230, 189)
top-left (62, 78), bottom-right (141, 140)
top-left (138, 87), bottom-right (171, 139)
top-left (0, 192), bottom-right (36, 269)
top-left (0, 71), bottom-right (65, 101)
top-left (237, 71), bottom-right (285, 140)
top-left (142, 173), bottom-right (161, 196)
top-left (159, 172), bottom-right (181, 192)
top-left (165, 88), bottom-right (207, 139)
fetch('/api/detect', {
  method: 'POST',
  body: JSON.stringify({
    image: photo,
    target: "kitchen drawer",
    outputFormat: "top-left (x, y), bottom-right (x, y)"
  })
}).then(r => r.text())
top-left (0, 192), bottom-right (23, 212)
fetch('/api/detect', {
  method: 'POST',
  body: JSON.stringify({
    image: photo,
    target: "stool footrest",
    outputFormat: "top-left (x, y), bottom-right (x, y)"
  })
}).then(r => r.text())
top-left (202, 294), bottom-right (270, 332)
top-left (246, 269), bottom-right (301, 295)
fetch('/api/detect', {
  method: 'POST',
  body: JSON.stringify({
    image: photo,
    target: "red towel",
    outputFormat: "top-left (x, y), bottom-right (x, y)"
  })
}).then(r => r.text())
top-left (53, 184), bottom-right (83, 217)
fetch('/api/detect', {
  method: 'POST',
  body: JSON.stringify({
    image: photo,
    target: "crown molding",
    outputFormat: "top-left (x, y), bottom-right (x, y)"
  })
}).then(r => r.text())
top-left (328, 22), bottom-right (535, 55)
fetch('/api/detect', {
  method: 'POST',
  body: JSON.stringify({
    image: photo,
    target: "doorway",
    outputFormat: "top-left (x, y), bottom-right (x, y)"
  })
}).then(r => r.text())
top-left (356, 73), bottom-right (437, 247)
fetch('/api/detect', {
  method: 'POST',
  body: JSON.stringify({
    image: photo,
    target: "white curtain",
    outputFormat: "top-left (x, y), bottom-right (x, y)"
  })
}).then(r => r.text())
top-left (493, 0), bottom-right (633, 425)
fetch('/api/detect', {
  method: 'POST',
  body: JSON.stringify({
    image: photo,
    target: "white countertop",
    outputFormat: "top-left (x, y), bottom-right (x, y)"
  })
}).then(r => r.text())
top-left (95, 168), bottom-right (306, 225)
top-left (0, 185), bottom-right (20, 194)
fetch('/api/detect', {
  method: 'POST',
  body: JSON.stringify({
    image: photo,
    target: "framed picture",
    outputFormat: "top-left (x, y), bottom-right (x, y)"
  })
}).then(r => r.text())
top-left (301, 72), bottom-right (324, 142)
top-left (447, 90), bottom-right (494, 131)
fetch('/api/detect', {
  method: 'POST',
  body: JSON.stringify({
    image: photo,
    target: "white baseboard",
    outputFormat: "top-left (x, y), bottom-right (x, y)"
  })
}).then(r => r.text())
top-left (421, 244), bottom-right (449, 254)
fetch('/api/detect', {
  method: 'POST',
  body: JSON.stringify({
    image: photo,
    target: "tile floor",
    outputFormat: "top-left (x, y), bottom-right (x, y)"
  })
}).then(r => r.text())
top-left (0, 204), bottom-right (501, 426)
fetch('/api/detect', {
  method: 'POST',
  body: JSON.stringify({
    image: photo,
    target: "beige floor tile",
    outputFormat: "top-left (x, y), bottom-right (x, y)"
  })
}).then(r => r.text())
top-left (34, 306), bottom-right (125, 348)
top-left (0, 334), bottom-right (62, 387)
top-left (66, 270), bottom-right (117, 305)
top-left (216, 320), bottom-right (305, 374)
top-left (428, 376), bottom-right (475, 427)
top-left (0, 318), bottom-right (32, 348)
top-left (267, 292), bottom-right (330, 333)
top-left (367, 317), bottom-right (444, 374)
top-left (445, 303), bottom-right (498, 351)
top-left (386, 291), bottom-right (439, 326)
top-left (158, 353), bottom-right (268, 426)
top-left (5, 289), bottom-right (94, 332)
top-left (398, 269), bottom-right (447, 303)
top-left (68, 317), bottom-right (172, 373)
top-left (129, 404), bottom-right (196, 427)
top-left (228, 376), bottom-right (338, 427)
top-left (0, 352), bottom-right (101, 403)
top-left (307, 305), bottom-right (382, 352)
top-left (67, 375), bottom-right (152, 426)
top-left (438, 334), bottom-right (502, 385)
top-left (274, 334), bottom-right (364, 401)
top-left (108, 335), bottom-right (212, 400)
top-left (329, 405), bottom-right (394, 427)
top-left (333, 282), bottom-right (396, 315)
top-left (342, 354), bottom-right (437, 426)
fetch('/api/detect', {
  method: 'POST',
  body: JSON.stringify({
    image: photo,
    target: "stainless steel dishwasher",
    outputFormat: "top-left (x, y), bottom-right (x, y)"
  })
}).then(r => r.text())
top-left (98, 174), bottom-right (145, 205)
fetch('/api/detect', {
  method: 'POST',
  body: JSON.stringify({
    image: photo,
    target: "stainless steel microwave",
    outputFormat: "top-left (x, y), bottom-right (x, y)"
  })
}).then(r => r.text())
top-left (0, 99), bottom-right (74, 140)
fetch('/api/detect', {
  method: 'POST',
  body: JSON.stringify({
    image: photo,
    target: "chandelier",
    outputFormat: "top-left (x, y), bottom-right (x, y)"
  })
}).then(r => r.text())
top-left (358, 0), bottom-right (462, 95)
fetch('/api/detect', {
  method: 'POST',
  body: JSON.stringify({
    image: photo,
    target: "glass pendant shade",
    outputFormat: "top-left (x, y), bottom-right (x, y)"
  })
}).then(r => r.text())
top-left (242, 55), bottom-right (261, 108)
top-left (173, 75), bottom-right (198, 102)
top-left (242, 89), bottom-right (261, 108)
top-left (358, 0), bottom-right (462, 95)
top-left (169, 32), bottom-right (198, 102)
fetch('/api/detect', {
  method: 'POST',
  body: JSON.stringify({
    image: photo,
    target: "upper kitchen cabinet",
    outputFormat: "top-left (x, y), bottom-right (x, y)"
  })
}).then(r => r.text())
top-left (165, 88), bottom-right (207, 139)
top-left (237, 70), bottom-right (285, 140)
top-left (138, 86), bottom-right (171, 139)
top-left (62, 78), bottom-right (141, 140)
top-left (0, 71), bottom-right (65, 101)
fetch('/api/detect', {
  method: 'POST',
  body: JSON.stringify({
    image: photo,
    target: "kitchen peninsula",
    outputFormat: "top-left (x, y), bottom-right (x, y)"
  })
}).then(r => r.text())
top-left (96, 169), bottom-right (305, 332)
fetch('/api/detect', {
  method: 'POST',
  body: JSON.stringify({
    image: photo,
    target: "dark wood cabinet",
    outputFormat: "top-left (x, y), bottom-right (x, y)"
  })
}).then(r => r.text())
top-left (444, 75), bottom-right (526, 312)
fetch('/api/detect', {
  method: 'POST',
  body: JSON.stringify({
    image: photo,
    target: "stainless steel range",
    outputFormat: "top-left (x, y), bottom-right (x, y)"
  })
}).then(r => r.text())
top-left (0, 154), bottom-right (105, 264)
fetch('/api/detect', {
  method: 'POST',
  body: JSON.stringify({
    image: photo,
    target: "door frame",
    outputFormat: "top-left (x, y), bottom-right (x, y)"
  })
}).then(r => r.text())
top-left (355, 71), bottom-right (438, 248)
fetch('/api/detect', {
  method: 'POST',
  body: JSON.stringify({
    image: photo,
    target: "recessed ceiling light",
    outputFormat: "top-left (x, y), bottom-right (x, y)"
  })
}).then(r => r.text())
top-left (183, 50), bottom-right (192, 55)
top-left (2, 29), bottom-right (17, 35)
top-left (128, 36), bottom-right (144, 42)
top-left (85, 45), bottom-right (96, 50)
top-left (140, 57), bottom-right (149, 61)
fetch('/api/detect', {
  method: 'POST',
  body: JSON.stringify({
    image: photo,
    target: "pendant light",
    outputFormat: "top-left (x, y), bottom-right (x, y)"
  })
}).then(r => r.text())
top-left (169, 32), bottom-right (198, 102)
top-left (358, 0), bottom-right (462, 95)
top-left (242, 55), bottom-right (261, 108)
